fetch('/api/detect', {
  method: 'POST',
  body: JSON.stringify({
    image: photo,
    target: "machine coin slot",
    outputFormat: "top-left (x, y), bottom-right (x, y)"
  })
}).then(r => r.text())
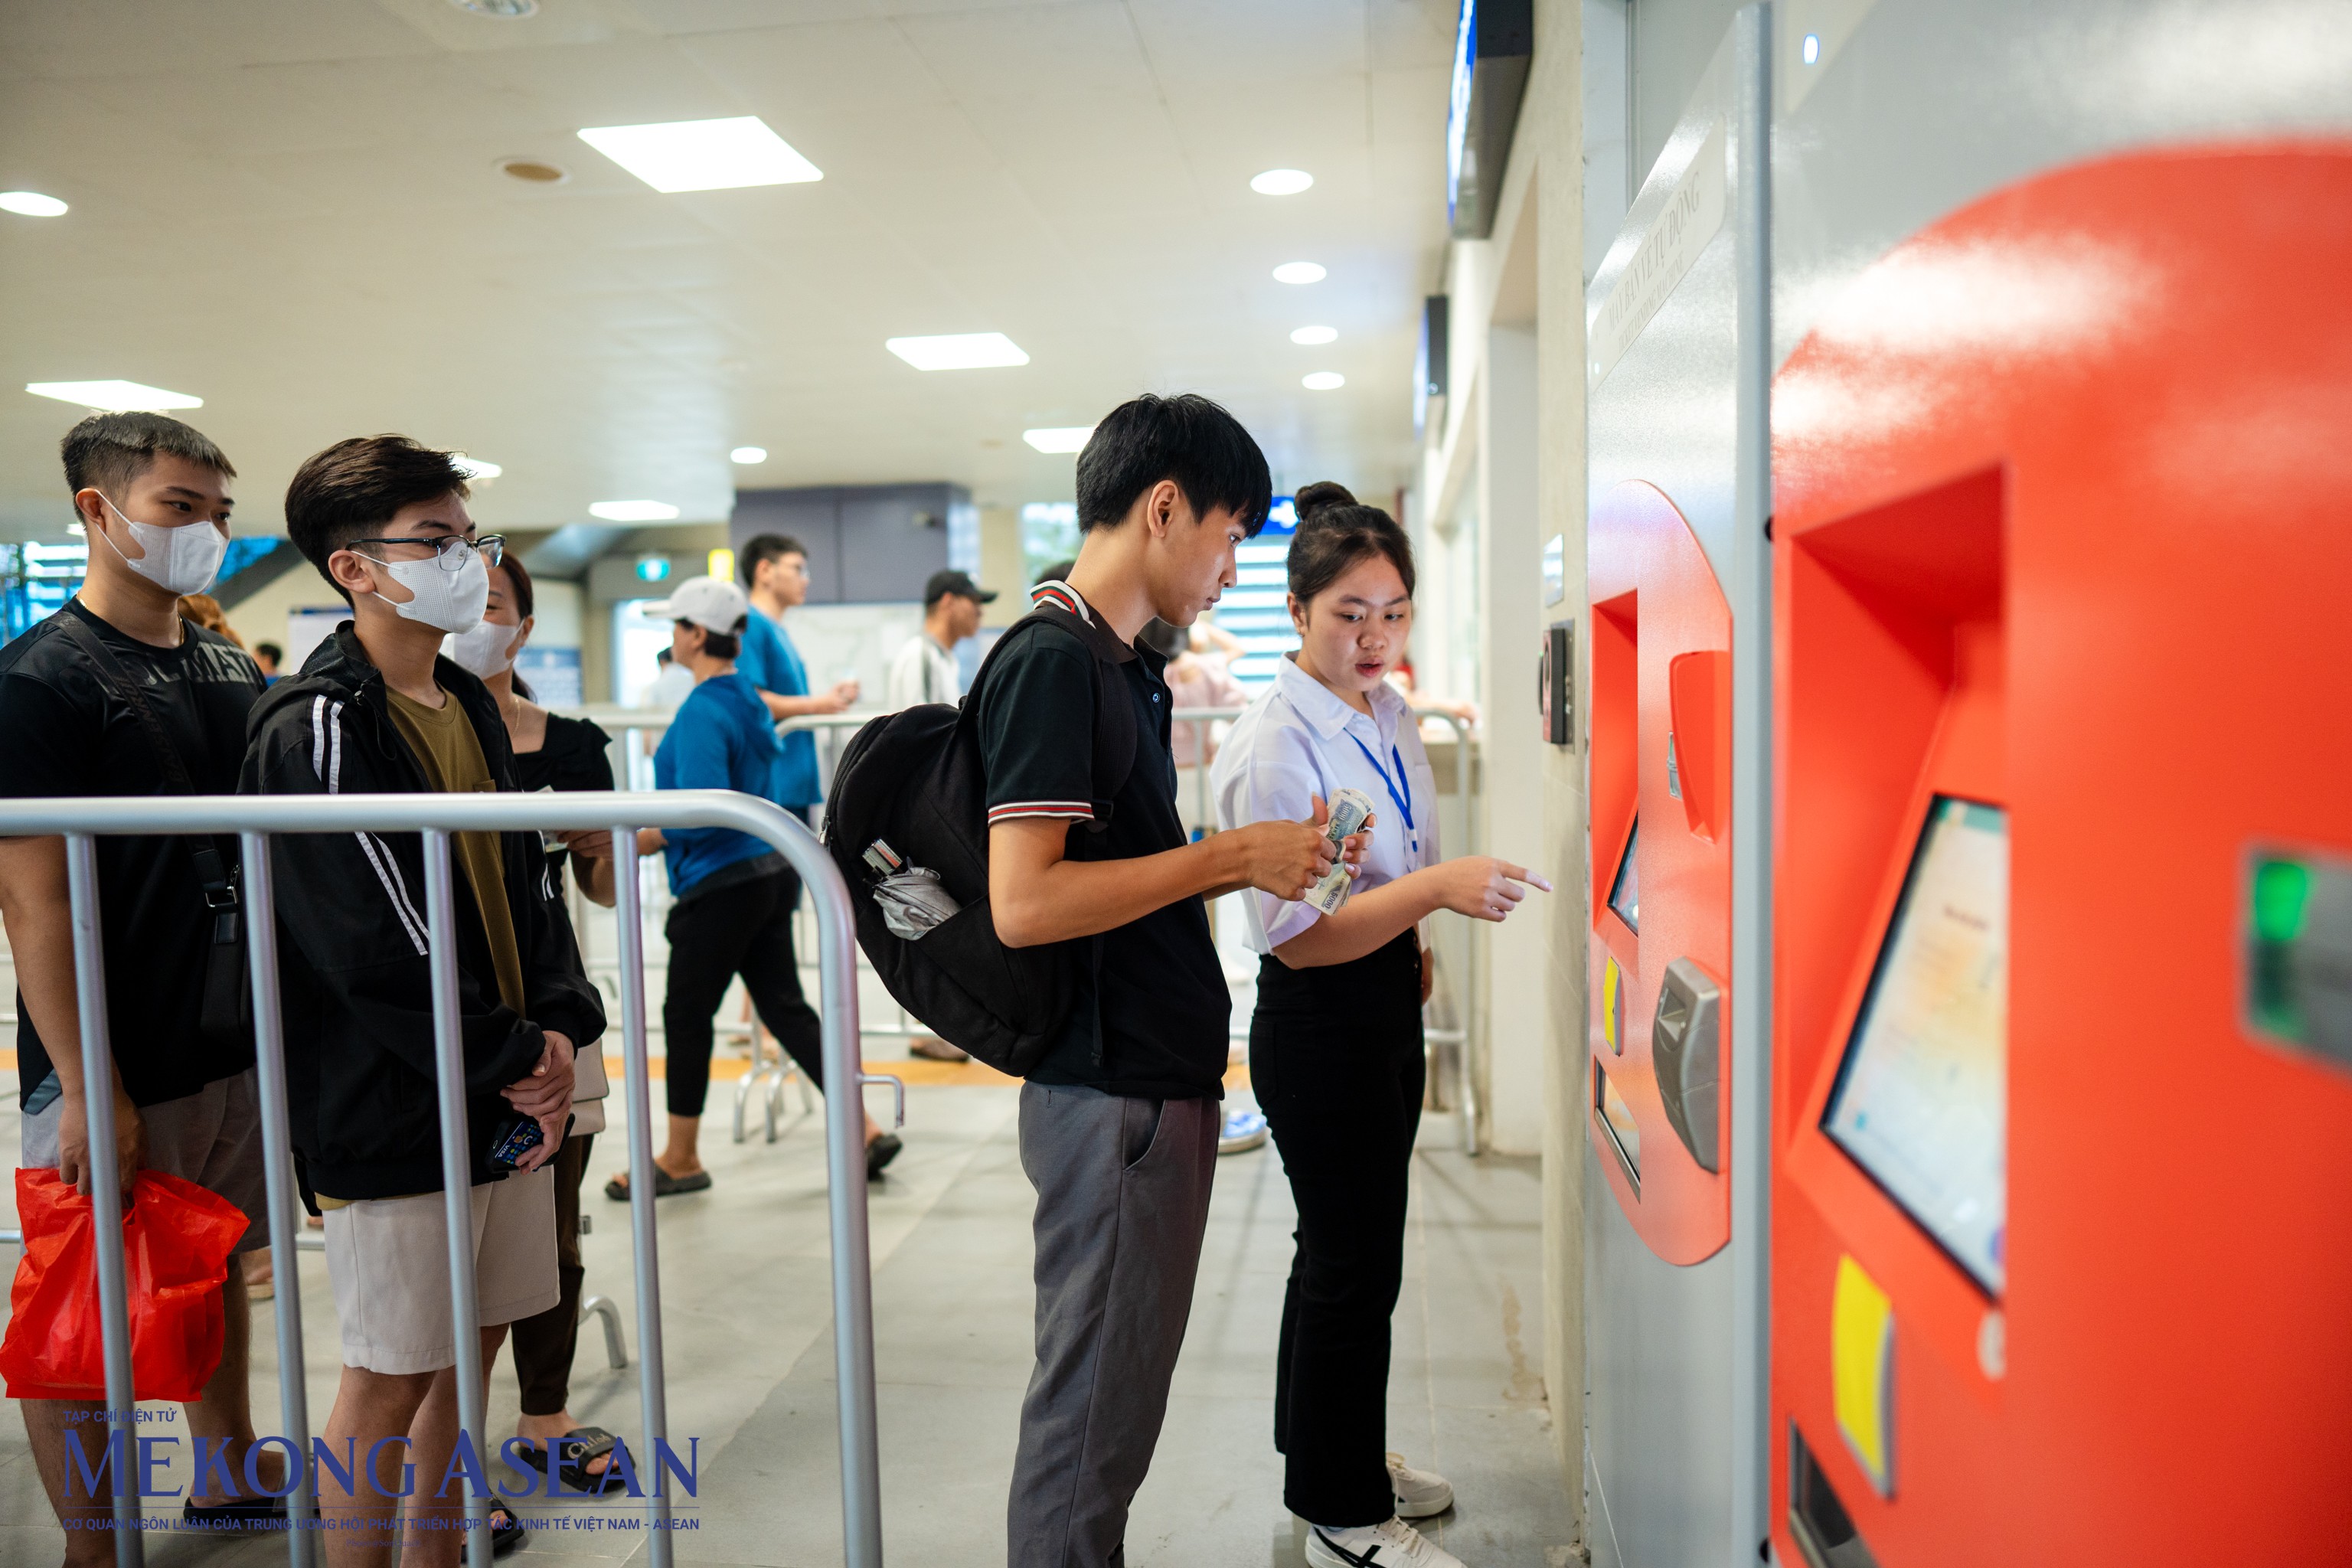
top-left (1652, 956), bottom-right (1723, 1171)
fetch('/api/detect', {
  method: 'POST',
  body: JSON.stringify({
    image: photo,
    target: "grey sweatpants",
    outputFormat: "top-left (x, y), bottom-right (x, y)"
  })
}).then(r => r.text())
top-left (1008, 1083), bottom-right (1217, 1568)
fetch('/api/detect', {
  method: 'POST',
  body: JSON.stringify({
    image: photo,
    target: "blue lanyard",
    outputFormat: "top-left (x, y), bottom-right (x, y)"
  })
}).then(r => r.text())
top-left (1346, 731), bottom-right (1418, 854)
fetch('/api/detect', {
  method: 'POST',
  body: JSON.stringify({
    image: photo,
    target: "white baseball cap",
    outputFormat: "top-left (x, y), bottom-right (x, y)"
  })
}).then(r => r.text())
top-left (645, 575), bottom-right (748, 633)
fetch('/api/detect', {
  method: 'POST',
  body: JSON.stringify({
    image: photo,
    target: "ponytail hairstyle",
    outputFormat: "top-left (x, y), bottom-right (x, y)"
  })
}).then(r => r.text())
top-left (1285, 481), bottom-right (1415, 604)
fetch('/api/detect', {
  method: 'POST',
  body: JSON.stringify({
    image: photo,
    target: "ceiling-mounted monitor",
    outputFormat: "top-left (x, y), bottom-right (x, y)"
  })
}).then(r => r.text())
top-left (1823, 795), bottom-right (2010, 1294)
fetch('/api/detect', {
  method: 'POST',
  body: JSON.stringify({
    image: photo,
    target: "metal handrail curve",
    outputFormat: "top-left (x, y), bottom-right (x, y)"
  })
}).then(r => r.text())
top-left (0, 790), bottom-right (878, 1568)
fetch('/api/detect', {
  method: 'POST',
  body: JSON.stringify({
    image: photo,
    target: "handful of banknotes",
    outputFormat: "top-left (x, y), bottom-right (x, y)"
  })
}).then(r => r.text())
top-left (1303, 787), bottom-right (1376, 915)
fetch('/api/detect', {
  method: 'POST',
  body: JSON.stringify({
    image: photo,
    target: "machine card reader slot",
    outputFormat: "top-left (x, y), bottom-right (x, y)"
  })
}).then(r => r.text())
top-left (1652, 956), bottom-right (1723, 1171)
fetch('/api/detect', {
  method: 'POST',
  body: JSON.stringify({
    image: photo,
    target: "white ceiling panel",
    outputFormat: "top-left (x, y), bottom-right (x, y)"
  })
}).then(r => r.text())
top-left (0, 0), bottom-right (1461, 540)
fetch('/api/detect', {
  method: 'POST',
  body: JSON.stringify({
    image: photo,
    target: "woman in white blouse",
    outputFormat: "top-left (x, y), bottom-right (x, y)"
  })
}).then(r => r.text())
top-left (1213, 483), bottom-right (1547, 1568)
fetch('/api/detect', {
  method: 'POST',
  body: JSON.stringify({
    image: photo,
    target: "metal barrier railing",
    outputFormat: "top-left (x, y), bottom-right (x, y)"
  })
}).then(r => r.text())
top-left (0, 790), bottom-right (880, 1568)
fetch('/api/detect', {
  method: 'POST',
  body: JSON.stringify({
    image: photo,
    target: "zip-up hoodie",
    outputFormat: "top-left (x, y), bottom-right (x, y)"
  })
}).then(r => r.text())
top-left (240, 623), bottom-right (606, 1202)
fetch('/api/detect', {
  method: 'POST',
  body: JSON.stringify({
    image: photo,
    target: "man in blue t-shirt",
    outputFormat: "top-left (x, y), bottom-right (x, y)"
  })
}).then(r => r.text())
top-left (734, 534), bottom-right (859, 814)
top-left (616, 577), bottom-right (897, 1201)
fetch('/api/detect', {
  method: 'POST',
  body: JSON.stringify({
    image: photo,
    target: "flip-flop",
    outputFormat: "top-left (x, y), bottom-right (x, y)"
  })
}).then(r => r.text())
top-left (603, 1167), bottom-right (712, 1200)
top-left (491, 1504), bottom-right (528, 1557)
top-left (512, 1427), bottom-right (631, 1494)
top-left (181, 1494), bottom-right (287, 1530)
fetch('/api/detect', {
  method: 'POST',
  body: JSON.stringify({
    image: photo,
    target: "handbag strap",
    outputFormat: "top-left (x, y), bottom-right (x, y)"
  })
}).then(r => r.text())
top-left (52, 611), bottom-right (238, 911)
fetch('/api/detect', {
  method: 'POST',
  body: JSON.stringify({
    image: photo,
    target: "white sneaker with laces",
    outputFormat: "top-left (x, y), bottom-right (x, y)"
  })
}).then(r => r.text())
top-left (1386, 1452), bottom-right (1455, 1519)
top-left (1305, 1517), bottom-right (1467, 1568)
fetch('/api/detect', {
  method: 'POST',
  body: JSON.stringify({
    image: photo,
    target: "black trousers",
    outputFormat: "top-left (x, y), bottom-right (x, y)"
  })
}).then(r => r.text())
top-left (662, 867), bottom-right (825, 1119)
top-left (1250, 929), bottom-right (1426, 1528)
top-left (509, 1132), bottom-right (592, 1416)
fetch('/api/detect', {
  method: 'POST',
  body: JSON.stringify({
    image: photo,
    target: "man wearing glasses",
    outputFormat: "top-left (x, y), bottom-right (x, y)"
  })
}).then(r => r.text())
top-left (243, 436), bottom-right (605, 1565)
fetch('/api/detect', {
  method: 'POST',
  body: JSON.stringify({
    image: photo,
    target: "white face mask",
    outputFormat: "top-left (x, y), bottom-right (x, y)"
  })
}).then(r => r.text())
top-left (367, 546), bottom-right (489, 635)
top-left (443, 616), bottom-right (522, 678)
top-left (94, 495), bottom-right (227, 597)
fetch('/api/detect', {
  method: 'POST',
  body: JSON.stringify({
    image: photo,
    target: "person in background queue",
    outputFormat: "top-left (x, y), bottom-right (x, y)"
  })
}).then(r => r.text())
top-left (247, 434), bottom-right (606, 1566)
top-left (1213, 482), bottom-right (1549, 1568)
top-left (983, 395), bottom-right (1361, 1568)
top-left (737, 533), bottom-right (858, 819)
top-left (253, 639), bottom-right (283, 681)
top-left (885, 567), bottom-right (995, 710)
top-left (0, 413), bottom-right (279, 1554)
top-left (607, 576), bottom-right (900, 1201)
top-left (443, 550), bottom-right (633, 1495)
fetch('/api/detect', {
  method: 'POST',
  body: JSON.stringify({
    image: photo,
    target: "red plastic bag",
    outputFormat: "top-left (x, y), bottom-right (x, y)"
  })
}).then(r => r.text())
top-left (0, 1168), bottom-right (247, 1402)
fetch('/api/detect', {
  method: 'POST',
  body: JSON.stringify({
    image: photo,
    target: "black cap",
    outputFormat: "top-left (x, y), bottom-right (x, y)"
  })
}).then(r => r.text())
top-left (923, 569), bottom-right (998, 606)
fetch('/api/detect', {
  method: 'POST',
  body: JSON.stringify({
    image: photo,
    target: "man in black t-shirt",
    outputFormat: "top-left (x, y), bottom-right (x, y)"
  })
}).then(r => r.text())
top-left (0, 413), bottom-right (278, 1549)
top-left (982, 395), bottom-right (1355, 1567)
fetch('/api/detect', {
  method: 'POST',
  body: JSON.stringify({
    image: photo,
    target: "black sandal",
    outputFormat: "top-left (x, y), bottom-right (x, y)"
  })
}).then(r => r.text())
top-left (491, 1504), bottom-right (528, 1556)
top-left (604, 1167), bottom-right (711, 1200)
top-left (512, 1426), bottom-right (630, 1494)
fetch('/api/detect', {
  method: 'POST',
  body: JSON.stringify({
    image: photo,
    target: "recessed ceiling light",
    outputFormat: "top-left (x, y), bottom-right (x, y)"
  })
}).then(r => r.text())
top-left (1251, 168), bottom-right (1314, 196)
top-left (1302, 371), bottom-right (1346, 391)
top-left (27, 380), bottom-right (201, 411)
top-left (1290, 325), bottom-right (1338, 346)
top-left (1272, 261), bottom-right (1326, 286)
top-left (451, 456), bottom-right (501, 480)
top-left (577, 117), bottom-right (822, 194)
top-left (590, 500), bottom-right (680, 522)
top-left (497, 158), bottom-right (568, 185)
top-left (730, 446), bottom-right (768, 465)
top-left (886, 333), bottom-right (1030, 371)
top-left (0, 191), bottom-right (69, 218)
top-left (1023, 427), bottom-right (1094, 454)
top-left (1802, 32), bottom-right (1822, 63)
top-left (450, 0), bottom-right (537, 16)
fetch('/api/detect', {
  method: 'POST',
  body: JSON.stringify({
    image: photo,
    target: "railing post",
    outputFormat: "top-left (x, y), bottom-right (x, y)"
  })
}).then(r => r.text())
top-left (608, 825), bottom-right (675, 1563)
top-left (240, 831), bottom-right (315, 1568)
top-left (802, 807), bottom-right (885, 1568)
top-left (65, 832), bottom-right (142, 1568)
top-left (420, 831), bottom-right (493, 1567)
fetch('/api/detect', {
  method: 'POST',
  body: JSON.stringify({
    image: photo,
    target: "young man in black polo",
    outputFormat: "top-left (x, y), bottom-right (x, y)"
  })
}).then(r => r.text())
top-left (0, 413), bottom-right (286, 1553)
top-left (244, 436), bottom-right (604, 1566)
top-left (984, 394), bottom-right (1351, 1566)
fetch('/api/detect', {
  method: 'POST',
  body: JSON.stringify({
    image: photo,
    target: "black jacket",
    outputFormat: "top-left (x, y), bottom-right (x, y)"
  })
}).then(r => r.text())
top-left (240, 624), bottom-right (606, 1201)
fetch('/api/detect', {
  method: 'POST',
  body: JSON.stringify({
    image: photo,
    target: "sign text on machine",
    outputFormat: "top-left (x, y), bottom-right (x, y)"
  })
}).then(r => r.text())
top-left (1588, 119), bottom-right (1727, 388)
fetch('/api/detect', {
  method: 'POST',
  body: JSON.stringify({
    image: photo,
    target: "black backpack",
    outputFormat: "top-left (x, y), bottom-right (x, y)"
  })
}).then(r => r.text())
top-left (823, 604), bottom-right (1137, 1075)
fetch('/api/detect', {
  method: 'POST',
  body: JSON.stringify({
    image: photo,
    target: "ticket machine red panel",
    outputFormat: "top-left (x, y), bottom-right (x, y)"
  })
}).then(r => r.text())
top-left (1588, 479), bottom-right (1733, 1264)
top-left (1770, 146), bottom-right (2352, 1566)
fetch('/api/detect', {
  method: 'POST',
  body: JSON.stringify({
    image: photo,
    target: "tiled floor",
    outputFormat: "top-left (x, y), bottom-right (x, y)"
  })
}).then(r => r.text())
top-left (0, 1057), bottom-right (1576, 1568)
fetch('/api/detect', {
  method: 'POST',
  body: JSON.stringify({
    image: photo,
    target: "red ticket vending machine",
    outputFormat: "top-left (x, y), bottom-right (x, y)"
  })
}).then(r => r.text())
top-left (1769, 147), bottom-right (2352, 1566)
top-left (1588, 479), bottom-right (1734, 1265)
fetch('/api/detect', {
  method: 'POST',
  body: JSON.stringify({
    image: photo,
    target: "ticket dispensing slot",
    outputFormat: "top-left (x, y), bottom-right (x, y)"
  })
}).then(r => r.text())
top-left (1653, 957), bottom-right (1723, 1172)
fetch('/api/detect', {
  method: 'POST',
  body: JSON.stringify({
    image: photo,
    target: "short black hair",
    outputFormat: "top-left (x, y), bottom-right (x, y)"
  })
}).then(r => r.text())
top-left (254, 642), bottom-right (284, 662)
top-left (283, 436), bottom-right (471, 603)
top-left (1034, 558), bottom-right (1076, 586)
top-left (684, 615), bottom-right (748, 662)
top-left (1074, 394), bottom-right (1271, 536)
top-left (740, 534), bottom-right (806, 585)
top-left (1287, 481), bottom-right (1416, 602)
top-left (61, 411), bottom-right (235, 501)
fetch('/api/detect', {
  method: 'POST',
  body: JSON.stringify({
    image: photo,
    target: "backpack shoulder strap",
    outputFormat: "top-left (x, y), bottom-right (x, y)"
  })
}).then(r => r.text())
top-left (962, 603), bottom-right (1139, 826)
top-left (51, 612), bottom-right (237, 907)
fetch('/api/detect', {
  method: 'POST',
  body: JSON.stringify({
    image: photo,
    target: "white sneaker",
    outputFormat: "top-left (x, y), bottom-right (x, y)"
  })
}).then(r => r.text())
top-left (1305, 1517), bottom-right (1467, 1568)
top-left (1387, 1452), bottom-right (1455, 1519)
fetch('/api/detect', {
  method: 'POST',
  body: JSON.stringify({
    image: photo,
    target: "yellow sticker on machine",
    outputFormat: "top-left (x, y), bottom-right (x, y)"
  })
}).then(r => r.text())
top-left (1831, 1254), bottom-right (1896, 1498)
top-left (1602, 956), bottom-right (1624, 1053)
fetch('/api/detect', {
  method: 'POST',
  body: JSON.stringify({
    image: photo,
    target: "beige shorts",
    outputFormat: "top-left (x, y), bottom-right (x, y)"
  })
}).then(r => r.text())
top-left (322, 1168), bottom-right (559, 1374)
top-left (21, 1068), bottom-right (270, 1255)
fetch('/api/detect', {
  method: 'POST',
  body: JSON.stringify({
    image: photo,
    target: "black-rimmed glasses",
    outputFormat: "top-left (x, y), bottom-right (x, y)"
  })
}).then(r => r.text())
top-left (348, 533), bottom-right (505, 571)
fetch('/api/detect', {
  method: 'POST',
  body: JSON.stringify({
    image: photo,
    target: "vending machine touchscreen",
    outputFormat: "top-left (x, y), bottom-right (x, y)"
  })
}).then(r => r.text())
top-left (1822, 796), bottom-right (2010, 1294)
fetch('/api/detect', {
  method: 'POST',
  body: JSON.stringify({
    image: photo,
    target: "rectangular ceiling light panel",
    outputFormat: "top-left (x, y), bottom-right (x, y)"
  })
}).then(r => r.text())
top-left (1024, 427), bottom-right (1094, 453)
top-left (887, 333), bottom-right (1030, 371)
top-left (27, 380), bottom-right (203, 411)
top-left (577, 116), bottom-right (822, 193)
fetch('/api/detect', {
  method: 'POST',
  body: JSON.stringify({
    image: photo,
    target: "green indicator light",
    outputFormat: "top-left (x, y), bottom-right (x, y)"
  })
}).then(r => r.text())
top-left (2252, 858), bottom-right (2312, 944)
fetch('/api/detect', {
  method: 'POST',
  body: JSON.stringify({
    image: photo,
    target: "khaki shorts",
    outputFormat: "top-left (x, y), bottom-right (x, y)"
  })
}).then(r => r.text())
top-left (21, 1068), bottom-right (270, 1255)
top-left (322, 1168), bottom-right (559, 1374)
